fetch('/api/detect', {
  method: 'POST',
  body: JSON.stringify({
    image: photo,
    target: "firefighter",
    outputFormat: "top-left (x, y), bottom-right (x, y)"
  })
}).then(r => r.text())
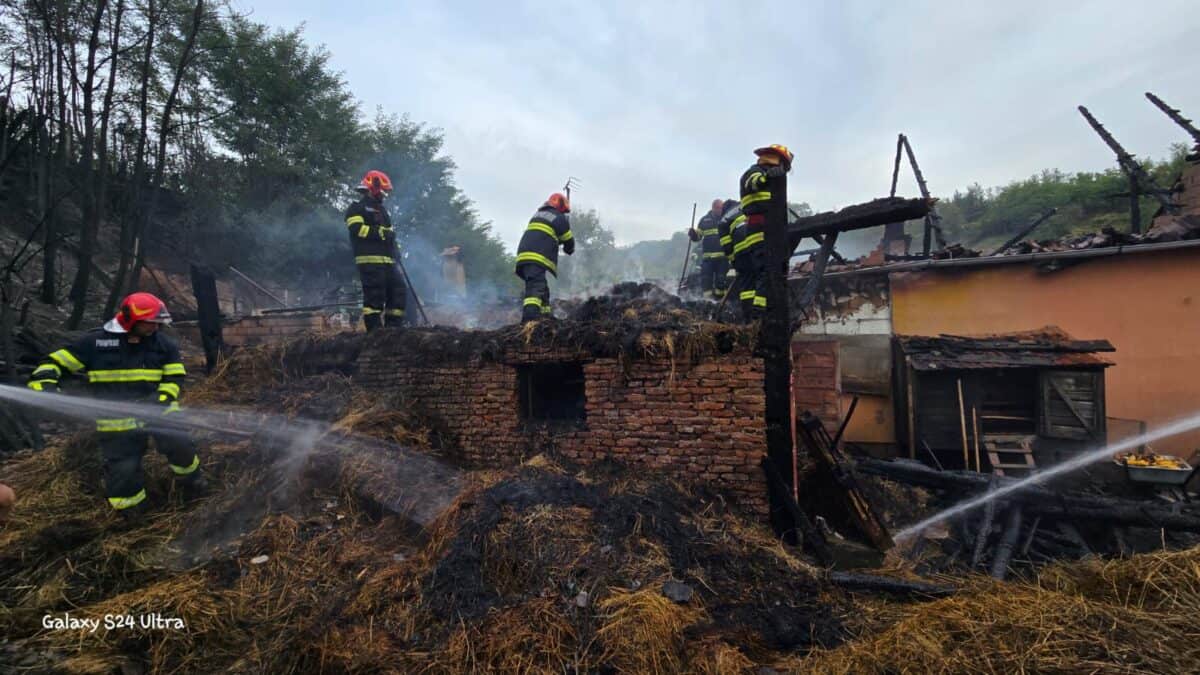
top-left (688, 198), bottom-right (730, 300)
top-left (737, 144), bottom-right (793, 319)
top-left (716, 199), bottom-right (756, 322)
top-left (345, 169), bottom-right (406, 331)
top-left (515, 192), bottom-right (574, 322)
top-left (27, 293), bottom-right (205, 518)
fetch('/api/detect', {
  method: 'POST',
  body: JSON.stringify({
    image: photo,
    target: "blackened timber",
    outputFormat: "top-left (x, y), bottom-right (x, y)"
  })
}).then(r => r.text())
top-left (795, 231), bottom-right (838, 313)
top-left (189, 263), bottom-right (223, 375)
top-left (989, 505), bottom-right (1022, 580)
top-left (901, 135), bottom-right (946, 254)
top-left (762, 168), bottom-right (796, 541)
top-left (797, 411), bottom-right (895, 551)
top-left (989, 208), bottom-right (1058, 256)
top-left (857, 458), bottom-right (1200, 531)
top-left (786, 197), bottom-right (930, 250)
top-left (828, 571), bottom-right (956, 598)
top-left (1077, 106), bottom-right (1177, 214)
top-left (1145, 92), bottom-right (1200, 147)
top-left (762, 456), bottom-right (832, 566)
top-left (970, 478), bottom-right (998, 569)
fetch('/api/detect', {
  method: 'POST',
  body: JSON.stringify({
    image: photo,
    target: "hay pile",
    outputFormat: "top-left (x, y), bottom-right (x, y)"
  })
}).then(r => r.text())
top-left (800, 548), bottom-right (1200, 673)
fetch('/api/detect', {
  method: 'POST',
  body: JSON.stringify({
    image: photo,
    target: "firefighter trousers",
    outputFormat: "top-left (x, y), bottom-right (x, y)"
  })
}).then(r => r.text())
top-left (735, 247), bottom-right (767, 323)
top-left (99, 428), bottom-right (201, 511)
top-left (516, 262), bottom-right (552, 322)
top-left (358, 263), bottom-right (407, 331)
top-left (699, 258), bottom-right (730, 299)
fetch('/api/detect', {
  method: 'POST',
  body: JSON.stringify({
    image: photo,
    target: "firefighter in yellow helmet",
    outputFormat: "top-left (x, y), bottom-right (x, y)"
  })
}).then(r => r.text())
top-left (737, 144), bottom-right (793, 320)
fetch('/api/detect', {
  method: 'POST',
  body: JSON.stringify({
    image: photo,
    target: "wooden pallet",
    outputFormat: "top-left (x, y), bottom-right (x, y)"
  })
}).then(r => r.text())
top-left (984, 434), bottom-right (1037, 477)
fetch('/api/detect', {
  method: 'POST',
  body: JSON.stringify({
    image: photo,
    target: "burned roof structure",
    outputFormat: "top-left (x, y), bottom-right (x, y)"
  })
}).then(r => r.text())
top-left (897, 328), bottom-right (1114, 372)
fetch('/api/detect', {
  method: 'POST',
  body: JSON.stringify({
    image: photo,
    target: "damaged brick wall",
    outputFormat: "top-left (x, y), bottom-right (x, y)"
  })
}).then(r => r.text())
top-left (355, 345), bottom-right (771, 516)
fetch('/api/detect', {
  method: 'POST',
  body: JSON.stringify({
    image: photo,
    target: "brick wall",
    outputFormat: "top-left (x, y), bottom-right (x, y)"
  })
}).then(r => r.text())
top-left (355, 344), bottom-right (770, 516)
top-left (792, 340), bottom-right (841, 433)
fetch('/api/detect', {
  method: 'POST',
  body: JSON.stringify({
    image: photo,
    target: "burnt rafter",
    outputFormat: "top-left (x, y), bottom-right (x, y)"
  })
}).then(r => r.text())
top-left (787, 197), bottom-right (931, 251)
top-left (1145, 91), bottom-right (1200, 147)
top-left (1077, 105), bottom-right (1177, 214)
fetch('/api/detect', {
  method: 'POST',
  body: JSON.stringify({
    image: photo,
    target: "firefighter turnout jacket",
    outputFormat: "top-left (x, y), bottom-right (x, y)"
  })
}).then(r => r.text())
top-left (695, 210), bottom-right (724, 261)
top-left (717, 202), bottom-right (745, 264)
top-left (515, 205), bottom-right (573, 276)
top-left (344, 197), bottom-right (398, 265)
top-left (29, 327), bottom-right (188, 431)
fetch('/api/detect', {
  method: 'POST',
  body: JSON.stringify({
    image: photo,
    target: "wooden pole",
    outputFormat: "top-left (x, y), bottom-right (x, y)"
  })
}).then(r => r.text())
top-left (972, 405), bottom-right (982, 473)
top-left (957, 377), bottom-right (969, 470)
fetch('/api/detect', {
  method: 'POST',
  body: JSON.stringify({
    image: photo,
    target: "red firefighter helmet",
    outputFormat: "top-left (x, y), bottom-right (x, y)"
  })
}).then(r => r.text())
top-left (754, 144), bottom-right (794, 170)
top-left (356, 170), bottom-right (393, 198)
top-left (546, 192), bottom-right (571, 213)
top-left (115, 292), bottom-right (172, 332)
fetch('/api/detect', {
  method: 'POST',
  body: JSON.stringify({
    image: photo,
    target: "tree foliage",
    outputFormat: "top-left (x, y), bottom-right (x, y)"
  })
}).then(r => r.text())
top-left (0, 1), bottom-right (514, 320)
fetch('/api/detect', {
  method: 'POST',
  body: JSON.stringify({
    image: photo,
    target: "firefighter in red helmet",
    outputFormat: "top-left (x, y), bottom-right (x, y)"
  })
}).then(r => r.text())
top-left (514, 192), bottom-right (574, 322)
top-left (345, 169), bottom-right (407, 331)
top-left (27, 292), bottom-right (205, 518)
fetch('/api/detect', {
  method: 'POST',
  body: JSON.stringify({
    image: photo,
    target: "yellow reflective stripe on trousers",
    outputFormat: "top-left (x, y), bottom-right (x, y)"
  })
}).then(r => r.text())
top-left (108, 489), bottom-right (147, 510)
top-left (88, 369), bottom-right (163, 383)
top-left (515, 251), bottom-right (557, 274)
top-left (49, 349), bottom-right (85, 372)
top-left (702, 251), bottom-right (724, 259)
top-left (355, 255), bottom-right (394, 264)
top-left (739, 290), bottom-right (756, 300)
top-left (362, 307), bottom-right (382, 315)
top-left (162, 363), bottom-right (186, 376)
top-left (96, 417), bottom-right (142, 432)
top-left (740, 192), bottom-right (770, 208)
top-left (386, 309), bottom-right (405, 317)
top-left (170, 454), bottom-right (200, 475)
top-left (158, 382), bottom-right (181, 398)
top-left (753, 295), bottom-right (767, 307)
top-left (346, 215), bottom-right (365, 226)
top-left (523, 297), bottom-right (544, 307)
top-left (526, 222), bottom-right (559, 241)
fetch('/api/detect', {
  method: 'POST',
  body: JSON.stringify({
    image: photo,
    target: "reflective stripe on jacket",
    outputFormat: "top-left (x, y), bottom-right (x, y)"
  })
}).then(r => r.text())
top-left (515, 205), bottom-right (573, 276)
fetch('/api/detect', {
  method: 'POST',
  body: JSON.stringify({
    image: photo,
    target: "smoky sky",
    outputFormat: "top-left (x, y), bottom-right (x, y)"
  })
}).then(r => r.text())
top-left (240, 0), bottom-right (1198, 249)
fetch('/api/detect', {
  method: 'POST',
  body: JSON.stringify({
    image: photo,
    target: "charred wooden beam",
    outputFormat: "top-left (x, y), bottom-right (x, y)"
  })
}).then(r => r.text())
top-left (1078, 106), bottom-right (1177, 214)
top-left (990, 208), bottom-right (1058, 256)
top-left (829, 571), bottom-right (957, 598)
top-left (762, 167), bottom-right (796, 541)
top-left (970, 477), bottom-right (999, 569)
top-left (1145, 92), bottom-right (1200, 147)
top-left (900, 135), bottom-right (947, 254)
top-left (796, 410), bottom-right (895, 551)
top-left (762, 456), bottom-right (832, 566)
top-left (786, 197), bottom-right (931, 250)
top-left (989, 505), bottom-right (1023, 580)
top-left (857, 458), bottom-right (1200, 531)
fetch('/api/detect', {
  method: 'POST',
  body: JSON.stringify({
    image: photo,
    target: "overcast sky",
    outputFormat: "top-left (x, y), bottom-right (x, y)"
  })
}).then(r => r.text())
top-left (238, 1), bottom-right (1198, 250)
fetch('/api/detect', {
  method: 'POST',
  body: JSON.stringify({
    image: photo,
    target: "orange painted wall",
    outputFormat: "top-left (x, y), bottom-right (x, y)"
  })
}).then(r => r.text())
top-left (841, 393), bottom-right (894, 445)
top-left (890, 248), bottom-right (1200, 456)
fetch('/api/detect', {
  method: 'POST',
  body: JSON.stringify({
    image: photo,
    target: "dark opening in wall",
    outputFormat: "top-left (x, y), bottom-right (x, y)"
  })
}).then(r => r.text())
top-left (518, 362), bottom-right (586, 423)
